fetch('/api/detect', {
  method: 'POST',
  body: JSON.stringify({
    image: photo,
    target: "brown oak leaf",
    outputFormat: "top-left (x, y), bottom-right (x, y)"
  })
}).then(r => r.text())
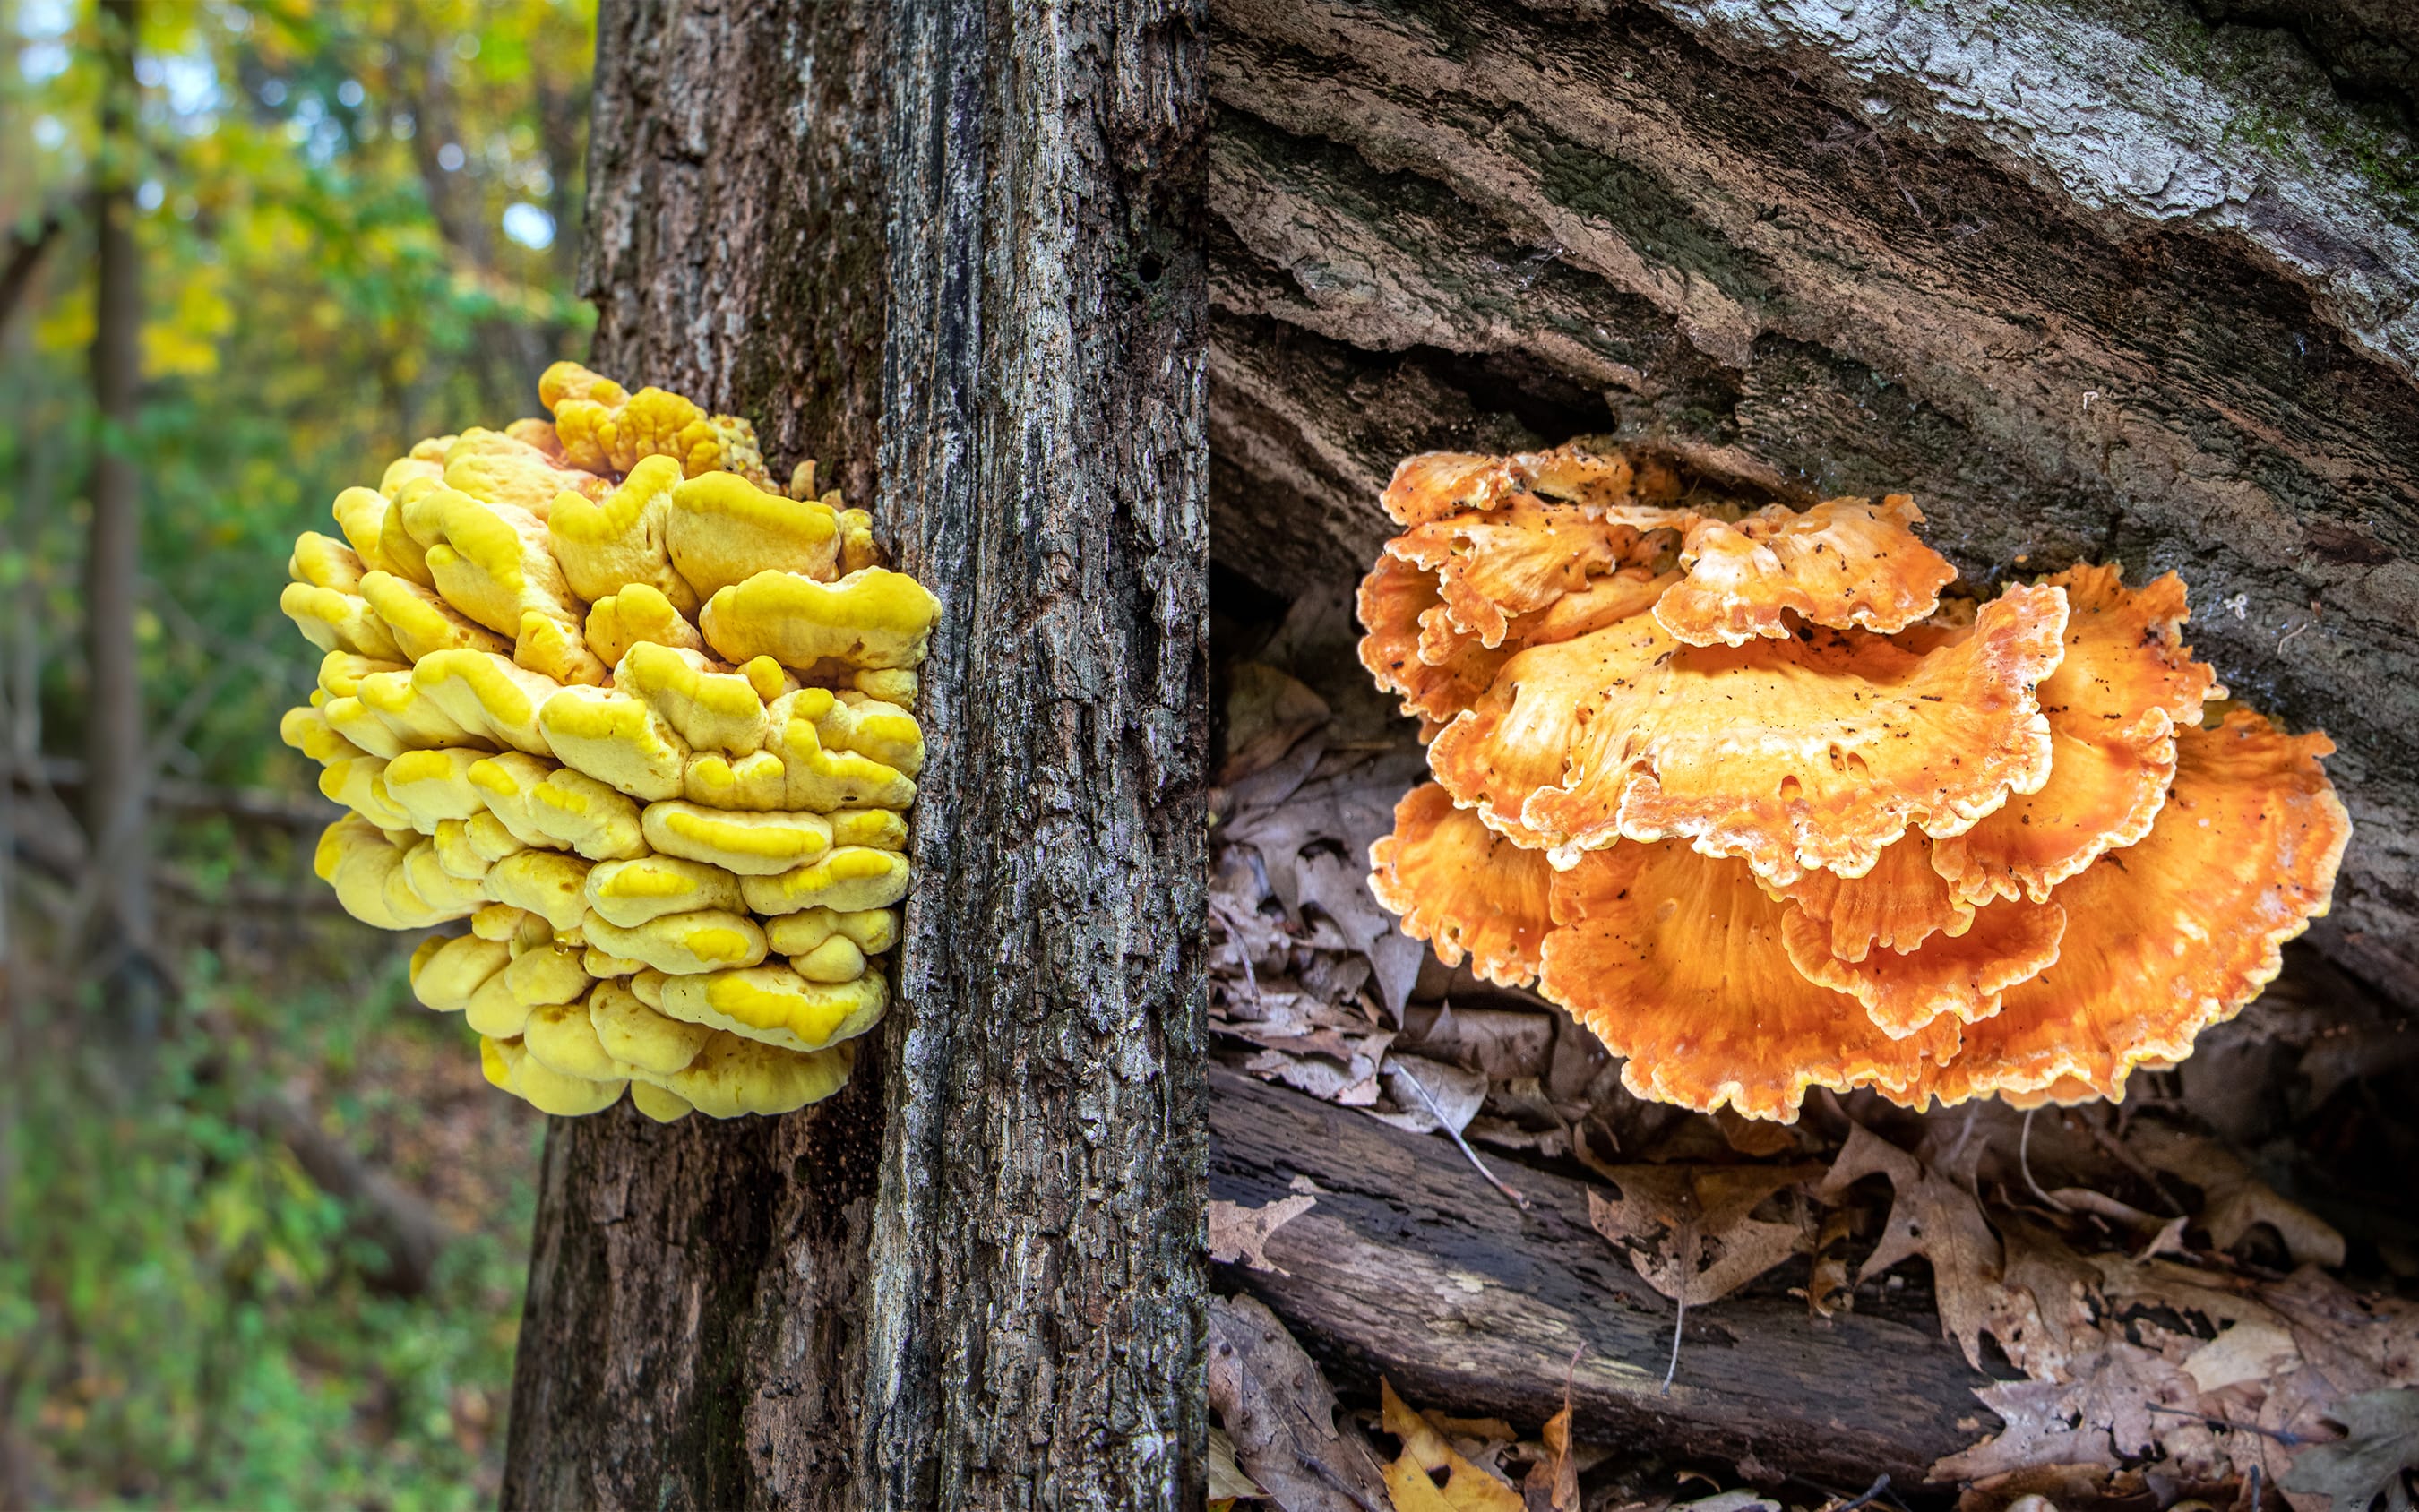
top-left (1586, 1163), bottom-right (1820, 1308)
top-left (1818, 1121), bottom-right (2004, 1370)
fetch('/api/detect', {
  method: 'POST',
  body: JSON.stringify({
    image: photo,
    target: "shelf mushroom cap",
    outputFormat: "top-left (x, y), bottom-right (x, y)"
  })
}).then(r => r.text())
top-left (1781, 894), bottom-right (2067, 1040)
top-left (1653, 495), bottom-right (1957, 647)
top-left (1931, 565), bottom-right (2217, 906)
top-left (657, 963), bottom-right (888, 1055)
top-left (1428, 581), bottom-right (2070, 880)
top-left (546, 453), bottom-right (695, 609)
top-left (697, 568), bottom-right (942, 673)
top-left (1915, 711), bottom-right (2349, 1108)
top-left (1368, 784), bottom-right (1554, 989)
top-left (1539, 838), bottom-right (1958, 1122)
top-left (1385, 502), bottom-right (1666, 651)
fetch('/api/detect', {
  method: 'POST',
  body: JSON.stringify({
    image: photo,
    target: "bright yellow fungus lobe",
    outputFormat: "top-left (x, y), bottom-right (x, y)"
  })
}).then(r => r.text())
top-left (667, 471), bottom-right (842, 597)
top-left (699, 568), bottom-right (941, 672)
top-left (548, 455), bottom-right (695, 610)
top-left (641, 801), bottom-right (834, 875)
top-left (280, 366), bottom-right (931, 1118)
top-left (1360, 444), bottom-right (2347, 1123)
top-left (657, 964), bottom-right (887, 1055)
top-left (584, 581), bottom-right (703, 668)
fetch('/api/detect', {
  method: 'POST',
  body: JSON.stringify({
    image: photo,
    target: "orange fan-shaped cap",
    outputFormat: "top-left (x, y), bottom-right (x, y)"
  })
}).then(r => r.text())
top-left (1356, 554), bottom-right (1514, 725)
top-left (1429, 582), bottom-right (2068, 879)
top-left (1655, 495), bottom-right (1957, 647)
top-left (1769, 834), bottom-right (1974, 961)
top-left (1782, 896), bottom-right (2065, 1040)
top-left (1915, 710), bottom-right (2348, 1107)
top-left (1382, 453), bottom-right (1520, 528)
top-left (1933, 566), bottom-right (2217, 906)
top-left (1541, 840), bottom-right (1957, 1121)
top-left (1380, 444), bottom-right (1649, 528)
top-left (1369, 784), bottom-right (1554, 988)
top-left (1388, 503), bottom-right (1665, 649)
top-left (1416, 567), bottom-right (1677, 673)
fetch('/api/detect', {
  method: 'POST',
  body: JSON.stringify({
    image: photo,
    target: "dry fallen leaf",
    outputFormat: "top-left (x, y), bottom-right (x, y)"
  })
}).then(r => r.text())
top-left (1373, 1053), bottom-right (1489, 1136)
top-left (1222, 662), bottom-right (1332, 786)
top-left (1381, 1379), bottom-right (1526, 1512)
top-left (1585, 1163), bottom-right (1818, 1309)
top-left (1210, 1294), bottom-right (1393, 1512)
top-left (1210, 1424), bottom-right (1265, 1504)
top-left (2284, 1388), bottom-right (2419, 1512)
top-left (1209, 1194), bottom-right (1318, 1276)
top-left (1524, 1405), bottom-right (1580, 1512)
top-left (1934, 1338), bottom-right (2200, 1480)
top-left (1817, 1122), bottom-right (2002, 1370)
top-left (2131, 1122), bottom-right (2347, 1269)
top-left (2181, 1319), bottom-right (2301, 1393)
top-left (1670, 1492), bottom-right (1779, 1512)
top-left (1796, 1206), bottom-right (1855, 1319)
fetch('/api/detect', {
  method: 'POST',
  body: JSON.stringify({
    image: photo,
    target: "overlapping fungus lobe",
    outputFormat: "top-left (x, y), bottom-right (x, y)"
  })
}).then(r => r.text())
top-left (1654, 494), bottom-right (1956, 647)
top-left (1379, 443), bottom-right (1643, 529)
top-left (1781, 894), bottom-right (2065, 1040)
top-left (1540, 839), bottom-right (1956, 1121)
top-left (1368, 784), bottom-right (1555, 988)
top-left (1386, 503), bottom-right (1655, 649)
top-left (1430, 581), bottom-right (2067, 880)
top-left (1921, 711), bottom-right (2349, 1108)
top-left (1357, 553), bottom-right (1516, 725)
top-left (1932, 565), bottom-right (2216, 906)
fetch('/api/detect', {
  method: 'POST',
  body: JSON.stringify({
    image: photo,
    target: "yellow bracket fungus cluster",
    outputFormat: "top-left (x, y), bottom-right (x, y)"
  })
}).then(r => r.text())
top-left (1362, 445), bottom-right (2350, 1122)
top-left (280, 364), bottom-right (938, 1121)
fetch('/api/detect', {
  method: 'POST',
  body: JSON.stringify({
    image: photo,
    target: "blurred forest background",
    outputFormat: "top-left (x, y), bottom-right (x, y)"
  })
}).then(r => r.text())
top-left (1, 1), bottom-right (596, 1503)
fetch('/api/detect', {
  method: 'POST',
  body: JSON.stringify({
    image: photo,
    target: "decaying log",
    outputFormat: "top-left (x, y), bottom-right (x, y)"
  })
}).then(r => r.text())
top-left (1207, 0), bottom-right (2419, 1006)
top-left (1210, 1069), bottom-right (1996, 1491)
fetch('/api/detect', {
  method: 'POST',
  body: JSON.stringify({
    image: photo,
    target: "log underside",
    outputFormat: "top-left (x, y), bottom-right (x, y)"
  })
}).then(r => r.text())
top-left (1207, 0), bottom-right (2419, 1008)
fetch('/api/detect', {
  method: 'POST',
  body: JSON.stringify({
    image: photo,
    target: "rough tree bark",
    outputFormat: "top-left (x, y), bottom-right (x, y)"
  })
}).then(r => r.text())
top-left (1207, 0), bottom-right (2419, 1009)
top-left (501, 2), bottom-right (1206, 1508)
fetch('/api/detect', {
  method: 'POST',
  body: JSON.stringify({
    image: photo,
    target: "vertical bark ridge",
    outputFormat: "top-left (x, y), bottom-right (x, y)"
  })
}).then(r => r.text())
top-left (866, 0), bottom-right (1210, 1506)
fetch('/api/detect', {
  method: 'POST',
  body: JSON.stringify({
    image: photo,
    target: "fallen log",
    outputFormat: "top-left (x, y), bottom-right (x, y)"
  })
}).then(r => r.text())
top-left (1208, 1068), bottom-right (1996, 1491)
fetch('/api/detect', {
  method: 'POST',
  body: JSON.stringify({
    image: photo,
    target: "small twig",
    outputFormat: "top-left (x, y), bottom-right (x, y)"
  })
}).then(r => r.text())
top-left (1661, 1293), bottom-right (1685, 1396)
top-left (2145, 1404), bottom-right (2310, 1446)
top-left (1206, 895), bottom-right (1262, 995)
top-left (1836, 1474), bottom-right (1894, 1512)
top-left (2019, 1109), bottom-right (2070, 1212)
top-left (1399, 1061), bottom-right (1529, 1212)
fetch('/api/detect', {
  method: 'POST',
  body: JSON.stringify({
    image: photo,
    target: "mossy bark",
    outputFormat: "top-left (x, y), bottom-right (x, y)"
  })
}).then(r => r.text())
top-left (1210, 0), bottom-right (2419, 1008)
top-left (500, 1), bottom-right (1206, 1507)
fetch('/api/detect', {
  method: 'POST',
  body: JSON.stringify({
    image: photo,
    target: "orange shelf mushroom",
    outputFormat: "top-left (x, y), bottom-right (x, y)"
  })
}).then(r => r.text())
top-left (1360, 443), bottom-right (2349, 1121)
top-left (280, 364), bottom-right (938, 1121)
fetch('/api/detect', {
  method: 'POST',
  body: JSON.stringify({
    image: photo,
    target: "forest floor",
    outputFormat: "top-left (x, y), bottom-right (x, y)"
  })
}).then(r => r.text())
top-left (1206, 575), bottom-right (2419, 1512)
top-left (0, 892), bottom-right (540, 1510)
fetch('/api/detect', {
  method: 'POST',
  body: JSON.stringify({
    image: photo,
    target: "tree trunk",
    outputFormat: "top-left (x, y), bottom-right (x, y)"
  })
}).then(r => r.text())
top-left (501, 2), bottom-right (1207, 1507)
top-left (1207, 0), bottom-right (2419, 1009)
top-left (83, 0), bottom-right (156, 1048)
